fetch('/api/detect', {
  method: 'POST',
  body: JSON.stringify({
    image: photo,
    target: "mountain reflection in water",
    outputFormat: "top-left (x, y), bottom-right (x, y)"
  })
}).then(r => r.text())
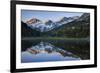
top-left (21, 42), bottom-right (81, 63)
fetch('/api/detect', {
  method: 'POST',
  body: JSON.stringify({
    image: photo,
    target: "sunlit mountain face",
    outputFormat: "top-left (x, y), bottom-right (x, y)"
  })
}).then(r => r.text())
top-left (21, 42), bottom-right (81, 63)
top-left (24, 16), bottom-right (79, 32)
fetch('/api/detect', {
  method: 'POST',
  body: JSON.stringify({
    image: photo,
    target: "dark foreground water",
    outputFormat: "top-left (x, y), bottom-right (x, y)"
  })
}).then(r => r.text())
top-left (21, 40), bottom-right (90, 63)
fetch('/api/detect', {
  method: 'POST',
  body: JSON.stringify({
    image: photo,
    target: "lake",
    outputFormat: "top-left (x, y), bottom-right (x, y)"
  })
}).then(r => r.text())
top-left (21, 39), bottom-right (90, 63)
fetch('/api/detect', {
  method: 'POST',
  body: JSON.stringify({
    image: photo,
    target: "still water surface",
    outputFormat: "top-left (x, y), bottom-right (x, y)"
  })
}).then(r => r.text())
top-left (21, 40), bottom-right (90, 63)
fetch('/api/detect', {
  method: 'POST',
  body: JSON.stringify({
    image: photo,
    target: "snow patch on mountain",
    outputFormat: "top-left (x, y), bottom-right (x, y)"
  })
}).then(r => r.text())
top-left (25, 16), bottom-right (79, 32)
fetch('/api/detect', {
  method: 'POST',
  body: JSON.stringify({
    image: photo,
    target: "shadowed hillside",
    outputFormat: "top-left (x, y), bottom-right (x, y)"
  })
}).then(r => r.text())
top-left (21, 21), bottom-right (41, 37)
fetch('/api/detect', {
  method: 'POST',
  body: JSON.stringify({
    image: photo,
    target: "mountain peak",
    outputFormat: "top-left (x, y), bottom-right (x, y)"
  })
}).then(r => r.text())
top-left (45, 20), bottom-right (53, 25)
top-left (26, 17), bottom-right (41, 25)
top-left (62, 17), bottom-right (68, 20)
top-left (45, 20), bottom-right (53, 23)
top-left (72, 16), bottom-right (79, 19)
top-left (78, 13), bottom-right (90, 21)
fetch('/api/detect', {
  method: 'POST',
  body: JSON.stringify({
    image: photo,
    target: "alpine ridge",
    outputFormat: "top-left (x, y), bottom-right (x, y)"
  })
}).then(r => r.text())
top-left (24, 16), bottom-right (79, 32)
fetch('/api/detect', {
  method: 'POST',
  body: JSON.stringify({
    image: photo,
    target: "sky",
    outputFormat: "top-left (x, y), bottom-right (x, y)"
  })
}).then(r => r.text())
top-left (21, 10), bottom-right (84, 22)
